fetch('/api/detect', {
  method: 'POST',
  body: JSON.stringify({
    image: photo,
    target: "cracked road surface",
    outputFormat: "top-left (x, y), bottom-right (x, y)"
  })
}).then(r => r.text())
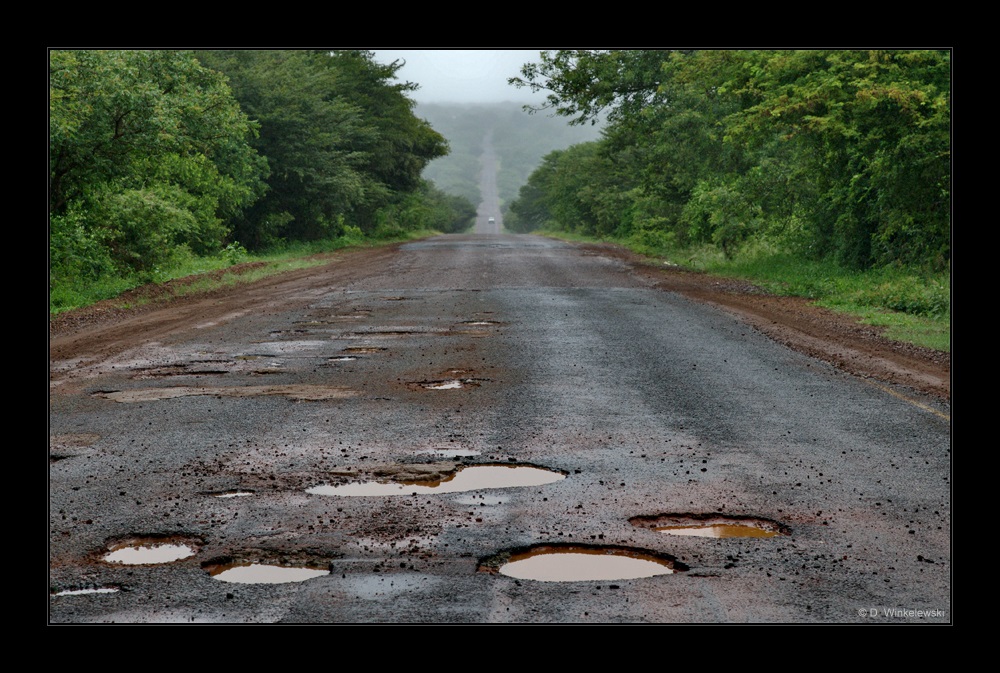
top-left (49, 233), bottom-right (951, 623)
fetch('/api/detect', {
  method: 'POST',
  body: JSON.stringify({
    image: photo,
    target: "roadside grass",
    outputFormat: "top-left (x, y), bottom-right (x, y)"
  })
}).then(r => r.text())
top-left (703, 250), bottom-right (951, 353)
top-left (49, 229), bottom-right (440, 316)
top-left (539, 230), bottom-right (951, 353)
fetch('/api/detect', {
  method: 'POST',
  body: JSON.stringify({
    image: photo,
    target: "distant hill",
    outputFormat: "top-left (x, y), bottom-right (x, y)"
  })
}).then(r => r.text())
top-left (417, 102), bottom-right (603, 209)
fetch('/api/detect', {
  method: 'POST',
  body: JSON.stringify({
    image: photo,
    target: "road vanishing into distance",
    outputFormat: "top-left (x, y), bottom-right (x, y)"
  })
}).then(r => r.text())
top-left (49, 147), bottom-right (951, 624)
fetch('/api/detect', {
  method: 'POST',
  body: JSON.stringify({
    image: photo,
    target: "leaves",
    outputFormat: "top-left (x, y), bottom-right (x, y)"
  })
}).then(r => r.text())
top-left (507, 49), bottom-right (950, 269)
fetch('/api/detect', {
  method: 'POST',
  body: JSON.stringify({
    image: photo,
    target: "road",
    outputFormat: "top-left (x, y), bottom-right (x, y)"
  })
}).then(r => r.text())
top-left (49, 226), bottom-right (951, 622)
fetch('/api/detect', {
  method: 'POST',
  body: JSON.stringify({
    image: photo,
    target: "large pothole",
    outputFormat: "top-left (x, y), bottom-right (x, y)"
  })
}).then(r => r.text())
top-left (629, 513), bottom-right (791, 538)
top-left (101, 535), bottom-right (200, 565)
top-left (306, 463), bottom-right (565, 496)
top-left (92, 384), bottom-right (356, 403)
top-left (408, 369), bottom-right (489, 391)
top-left (480, 544), bottom-right (688, 582)
top-left (202, 556), bottom-right (330, 584)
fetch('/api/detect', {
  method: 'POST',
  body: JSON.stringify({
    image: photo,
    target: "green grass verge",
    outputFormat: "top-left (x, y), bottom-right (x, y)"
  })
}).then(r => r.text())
top-left (50, 229), bottom-right (440, 316)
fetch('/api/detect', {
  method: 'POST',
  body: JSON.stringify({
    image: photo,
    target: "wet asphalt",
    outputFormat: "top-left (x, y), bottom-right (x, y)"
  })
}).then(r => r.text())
top-left (49, 232), bottom-right (951, 623)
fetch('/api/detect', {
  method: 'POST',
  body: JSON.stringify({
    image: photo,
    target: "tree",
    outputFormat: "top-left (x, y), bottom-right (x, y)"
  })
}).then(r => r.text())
top-left (195, 50), bottom-right (449, 246)
top-left (50, 50), bottom-right (267, 273)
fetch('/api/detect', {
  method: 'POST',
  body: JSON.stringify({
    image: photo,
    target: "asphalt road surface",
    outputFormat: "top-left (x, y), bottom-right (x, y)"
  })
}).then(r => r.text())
top-left (48, 231), bottom-right (951, 623)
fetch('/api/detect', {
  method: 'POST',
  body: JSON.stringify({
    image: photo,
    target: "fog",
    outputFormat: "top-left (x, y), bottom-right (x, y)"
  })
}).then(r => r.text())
top-left (373, 50), bottom-right (545, 104)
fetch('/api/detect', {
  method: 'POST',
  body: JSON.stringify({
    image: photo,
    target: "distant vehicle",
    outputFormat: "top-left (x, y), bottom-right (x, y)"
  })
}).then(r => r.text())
top-left (488, 217), bottom-right (495, 224)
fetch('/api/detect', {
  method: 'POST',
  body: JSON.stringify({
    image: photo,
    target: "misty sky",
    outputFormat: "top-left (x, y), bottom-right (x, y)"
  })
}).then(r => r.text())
top-left (373, 50), bottom-right (545, 104)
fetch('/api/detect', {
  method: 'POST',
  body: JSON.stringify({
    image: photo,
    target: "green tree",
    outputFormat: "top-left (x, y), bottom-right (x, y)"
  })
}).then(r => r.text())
top-left (722, 50), bottom-right (951, 267)
top-left (50, 49), bottom-right (267, 274)
top-left (195, 50), bottom-right (448, 246)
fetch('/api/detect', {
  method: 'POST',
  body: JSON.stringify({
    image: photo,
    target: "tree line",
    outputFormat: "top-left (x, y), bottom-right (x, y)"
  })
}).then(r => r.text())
top-left (505, 50), bottom-right (950, 270)
top-left (50, 49), bottom-right (476, 296)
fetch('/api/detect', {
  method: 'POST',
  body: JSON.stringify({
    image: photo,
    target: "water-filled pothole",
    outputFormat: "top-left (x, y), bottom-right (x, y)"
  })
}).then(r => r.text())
top-left (207, 489), bottom-right (255, 499)
top-left (410, 378), bottom-right (487, 391)
top-left (341, 347), bottom-right (387, 354)
top-left (102, 537), bottom-right (198, 565)
top-left (205, 562), bottom-right (330, 584)
top-left (93, 384), bottom-right (356, 403)
top-left (52, 586), bottom-right (120, 596)
top-left (306, 464), bottom-right (565, 496)
top-left (426, 380), bottom-right (465, 390)
top-left (481, 544), bottom-right (687, 582)
top-left (630, 514), bottom-right (791, 538)
top-left (415, 448), bottom-right (481, 458)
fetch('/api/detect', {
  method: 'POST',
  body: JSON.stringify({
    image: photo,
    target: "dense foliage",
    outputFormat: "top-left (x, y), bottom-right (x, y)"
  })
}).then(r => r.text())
top-left (507, 50), bottom-right (950, 270)
top-left (50, 49), bottom-right (474, 310)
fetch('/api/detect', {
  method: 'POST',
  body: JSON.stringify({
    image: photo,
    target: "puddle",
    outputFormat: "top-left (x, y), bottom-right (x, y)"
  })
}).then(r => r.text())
top-left (208, 490), bottom-right (255, 499)
top-left (630, 514), bottom-right (791, 538)
top-left (415, 448), bottom-right (481, 458)
top-left (483, 545), bottom-right (687, 582)
top-left (134, 364), bottom-right (231, 378)
top-left (460, 320), bottom-right (500, 326)
top-left (341, 347), bottom-right (387, 355)
top-left (306, 464), bottom-right (565, 496)
top-left (206, 563), bottom-right (330, 584)
top-left (410, 378), bottom-right (486, 391)
top-left (53, 587), bottom-right (120, 596)
top-left (655, 524), bottom-right (781, 538)
top-left (103, 539), bottom-right (197, 565)
top-left (93, 384), bottom-right (356, 403)
top-left (349, 329), bottom-right (443, 337)
top-left (328, 356), bottom-right (358, 362)
top-left (426, 380), bottom-right (464, 390)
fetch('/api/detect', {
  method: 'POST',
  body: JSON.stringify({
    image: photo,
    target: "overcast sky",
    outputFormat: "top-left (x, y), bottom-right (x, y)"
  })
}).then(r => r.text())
top-left (373, 50), bottom-right (545, 104)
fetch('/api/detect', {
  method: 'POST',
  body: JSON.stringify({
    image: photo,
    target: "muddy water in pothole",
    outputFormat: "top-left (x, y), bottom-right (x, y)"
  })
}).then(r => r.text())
top-left (306, 464), bottom-right (564, 496)
top-left (425, 380), bottom-right (464, 390)
top-left (53, 587), bottom-right (120, 596)
top-left (631, 514), bottom-right (790, 538)
top-left (103, 542), bottom-right (195, 565)
top-left (497, 546), bottom-right (678, 582)
top-left (415, 448), bottom-right (481, 458)
top-left (208, 564), bottom-right (329, 584)
top-left (655, 524), bottom-right (781, 538)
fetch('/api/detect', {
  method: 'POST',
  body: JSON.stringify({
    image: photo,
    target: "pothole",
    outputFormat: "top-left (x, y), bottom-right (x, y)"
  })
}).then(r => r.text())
top-left (133, 364), bottom-right (232, 378)
top-left (328, 356), bottom-right (358, 362)
top-left (306, 463), bottom-right (565, 496)
top-left (409, 378), bottom-right (488, 391)
top-left (203, 559), bottom-right (330, 584)
top-left (349, 328), bottom-right (445, 337)
top-left (415, 448), bottom-right (481, 458)
top-left (52, 586), bottom-right (121, 596)
top-left (630, 513), bottom-right (791, 538)
top-left (102, 537), bottom-right (199, 565)
top-left (92, 384), bottom-right (356, 403)
top-left (480, 544), bottom-right (688, 582)
top-left (206, 489), bottom-right (255, 499)
top-left (424, 380), bottom-right (465, 390)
